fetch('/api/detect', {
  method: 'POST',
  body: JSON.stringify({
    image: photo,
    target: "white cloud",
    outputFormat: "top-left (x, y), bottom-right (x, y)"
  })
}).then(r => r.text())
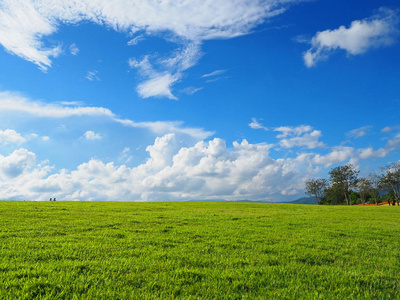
top-left (69, 43), bottom-right (79, 55)
top-left (85, 70), bottom-right (100, 81)
top-left (249, 118), bottom-right (268, 130)
top-left (0, 129), bottom-right (26, 144)
top-left (202, 69), bottom-right (226, 78)
top-left (0, 91), bottom-right (114, 118)
top-left (346, 126), bottom-right (373, 138)
top-left (129, 42), bottom-right (201, 99)
top-left (304, 8), bottom-right (398, 67)
top-left (0, 125), bottom-right (398, 201)
top-left (0, 0), bottom-right (300, 97)
top-left (274, 125), bottom-right (325, 149)
top-left (0, 0), bottom-right (62, 71)
top-left (381, 125), bottom-right (400, 133)
top-left (0, 148), bottom-right (36, 179)
top-left (358, 147), bottom-right (389, 159)
top-left (127, 34), bottom-right (145, 46)
top-left (182, 87), bottom-right (203, 95)
top-left (136, 73), bottom-right (180, 100)
top-left (0, 135), bottom-right (310, 201)
top-left (27, 133), bottom-right (49, 142)
top-left (0, 90), bottom-right (213, 140)
top-left (116, 119), bottom-right (214, 140)
top-left (312, 146), bottom-right (355, 166)
top-left (83, 131), bottom-right (102, 140)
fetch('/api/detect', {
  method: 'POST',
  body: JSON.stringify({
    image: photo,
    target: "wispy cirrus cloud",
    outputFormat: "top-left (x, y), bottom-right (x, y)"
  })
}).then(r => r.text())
top-left (0, 91), bottom-right (213, 140)
top-left (346, 126), bottom-right (373, 138)
top-left (69, 43), bottom-right (79, 55)
top-left (129, 42), bottom-right (202, 99)
top-left (85, 70), bottom-right (100, 82)
top-left (0, 0), bottom-right (303, 97)
top-left (304, 8), bottom-right (399, 67)
top-left (127, 34), bottom-right (145, 46)
top-left (201, 69), bottom-right (226, 78)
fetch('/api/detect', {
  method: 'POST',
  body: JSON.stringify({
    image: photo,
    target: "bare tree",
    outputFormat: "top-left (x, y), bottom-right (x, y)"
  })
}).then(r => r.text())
top-left (305, 178), bottom-right (328, 205)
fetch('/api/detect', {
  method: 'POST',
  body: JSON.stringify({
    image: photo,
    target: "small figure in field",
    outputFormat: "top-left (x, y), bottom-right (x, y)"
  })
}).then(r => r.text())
top-left (392, 199), bottom-right (396, 206)
top-left (49, 198), bottom-right (52, 201)
top-left (54, 198), bottom-right (56, 201)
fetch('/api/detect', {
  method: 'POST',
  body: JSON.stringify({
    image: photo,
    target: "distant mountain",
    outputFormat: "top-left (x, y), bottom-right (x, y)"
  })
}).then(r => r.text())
top-left (287, 197), bottom-right (317, 205)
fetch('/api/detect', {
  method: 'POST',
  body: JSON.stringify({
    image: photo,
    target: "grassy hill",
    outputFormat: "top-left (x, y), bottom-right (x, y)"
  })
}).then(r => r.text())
top-left (0, 201), bottom-right (398, 299)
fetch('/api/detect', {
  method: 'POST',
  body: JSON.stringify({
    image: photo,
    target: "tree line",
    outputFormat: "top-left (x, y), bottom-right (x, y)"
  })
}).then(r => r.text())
top-left (305, 162), bottom-right (400, 205)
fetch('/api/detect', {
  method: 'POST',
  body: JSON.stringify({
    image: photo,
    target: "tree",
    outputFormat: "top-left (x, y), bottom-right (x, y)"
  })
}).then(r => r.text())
top-left (368, 173), bottom-right (382, 205)
top-left (320, 182), bottom-right (345, 205)
top-left (380, 162), bottom-right (400, 206)
top-left (305, 179), bottom-right (328, 204)
top-left (357, 178), bottom-right (372, 206)
top-left (329, 164), bottom-right (359, 206)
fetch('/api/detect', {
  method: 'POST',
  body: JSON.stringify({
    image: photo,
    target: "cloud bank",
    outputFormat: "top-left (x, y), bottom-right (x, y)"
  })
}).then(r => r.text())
top-left (1, 125), bottom-right (399, 202)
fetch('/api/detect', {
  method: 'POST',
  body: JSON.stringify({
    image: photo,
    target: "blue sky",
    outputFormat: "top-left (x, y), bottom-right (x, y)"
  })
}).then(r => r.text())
top-left (0, 0), bottom-right (399, 201)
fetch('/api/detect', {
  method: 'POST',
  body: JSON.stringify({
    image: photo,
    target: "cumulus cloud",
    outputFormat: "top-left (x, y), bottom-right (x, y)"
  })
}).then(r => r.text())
top-left (0, 148), bottom-right (36, 179)
top-left (312, 146), bottom-right (355, 166)
top-left (0, 135), bottom-right (310, 201)
top-left (83, 131), bottom-right (102, 140)
top-left (0, 129), bottom-right (26, 144)
top-left (0, 0), bottom-right (300, 97)
top-left (358, 147), bottom-right (389, 159)
top-left (274, 125), bottom-right (325, 149)
top-left (304, 8), bottom-right (399, 67)
top-left (0, 126), bottom-right (398, 201)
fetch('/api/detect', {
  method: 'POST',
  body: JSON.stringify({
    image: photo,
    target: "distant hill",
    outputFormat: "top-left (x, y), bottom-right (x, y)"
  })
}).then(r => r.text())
top-left (287, 197), bottom-right (317, 205)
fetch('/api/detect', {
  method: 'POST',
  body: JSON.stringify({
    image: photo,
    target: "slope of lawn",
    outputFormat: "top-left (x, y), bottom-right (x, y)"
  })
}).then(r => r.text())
top-left (0, 201), bottom-right (399, 299)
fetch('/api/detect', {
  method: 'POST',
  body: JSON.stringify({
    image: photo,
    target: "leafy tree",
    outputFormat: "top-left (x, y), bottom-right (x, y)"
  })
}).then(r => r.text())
top-left (320, 182), bottom-right (345, 205)
top-left (349, 191), bottom-right (359, 205)
top-left (329, 164), bottom-right (359, 206)
top-left (305, 179), bottom-right (328, 204)
top-left (368, 173), bottom-right (382, 205)
top-left (357, 178), bottom-right (372, 206)
top-left (380, 162), bottom-right (400, 206)
top-left (384, 189), bottom-right (396, 205)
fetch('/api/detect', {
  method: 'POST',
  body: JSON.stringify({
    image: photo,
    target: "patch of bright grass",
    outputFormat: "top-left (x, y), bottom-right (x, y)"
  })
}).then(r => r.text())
top-left (0, 201), bottom-right (399, 299)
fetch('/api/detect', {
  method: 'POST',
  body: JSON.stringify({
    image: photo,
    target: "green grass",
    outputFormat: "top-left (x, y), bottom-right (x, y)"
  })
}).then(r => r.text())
top-left (0, 201), bottom-right (399, 299)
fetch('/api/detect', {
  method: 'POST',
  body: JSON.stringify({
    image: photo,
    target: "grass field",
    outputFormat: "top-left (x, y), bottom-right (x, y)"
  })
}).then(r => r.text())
top-left (0, 201), bottom-right (399, 299)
